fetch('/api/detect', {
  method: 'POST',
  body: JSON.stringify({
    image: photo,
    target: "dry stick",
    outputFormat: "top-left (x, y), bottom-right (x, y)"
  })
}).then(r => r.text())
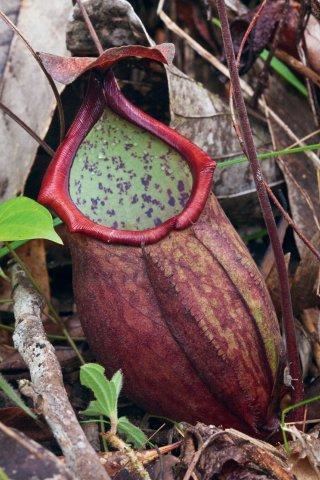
top-left (0, 101), bottom-right (54, 157)
top-left (156, 1), bottom-right (320, 170)
top-left (264, 183), bottom-right (320, 263)
top-left (75, 0), bottom-right (104, 55)
top-left (213, 0), bottom-right (304, 410)
top-left (0, 9), bottom-right (65, 143)
top-left (10, 263), bottom-right (110, 480)
top-left (275, 49), bottom-right (320, 89)
top-left (6, 242), bottom-right (85, 365)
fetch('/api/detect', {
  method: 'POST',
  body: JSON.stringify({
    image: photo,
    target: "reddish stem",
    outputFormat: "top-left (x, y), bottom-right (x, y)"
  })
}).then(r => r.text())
top-left (213, 0), bottom-right (303, 411)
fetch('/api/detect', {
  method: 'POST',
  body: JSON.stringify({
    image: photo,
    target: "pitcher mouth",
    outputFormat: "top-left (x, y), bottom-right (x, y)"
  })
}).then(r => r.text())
top-left (38, 46), bottom-right (215, 246)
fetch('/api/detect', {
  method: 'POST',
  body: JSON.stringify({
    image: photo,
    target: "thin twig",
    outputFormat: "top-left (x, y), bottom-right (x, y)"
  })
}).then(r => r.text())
top-left (75, 0), bottom-right (104, 55)
top-left (275, 49), bottom-right (320, 89)
top-left (213, 0), bottom-right (304, 411)
top-left (0, 9), bottom-right (65, 143)
top-left (287, 128), bottom-right (320, 149)
top-left (0, 102), bottom-right (54, 157)
top-left (5, 243), bottom-right (85, 365)
top-left (10, 263), bottom-right (110, 480)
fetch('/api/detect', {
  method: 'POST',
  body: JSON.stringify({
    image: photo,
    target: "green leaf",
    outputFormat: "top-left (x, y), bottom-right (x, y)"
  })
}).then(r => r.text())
top-left (80, 400), bottom-right (104, 417)
top-left (118, 416), bottom-right (148, 448)
top-left (0, 373), bottom-right (36, 419)
top-left (80, 363), bottom-right (117, 418)
top-left (111, 370), bottom-right (123, 398)
top-left (0, 197), bottom-right (62, 244)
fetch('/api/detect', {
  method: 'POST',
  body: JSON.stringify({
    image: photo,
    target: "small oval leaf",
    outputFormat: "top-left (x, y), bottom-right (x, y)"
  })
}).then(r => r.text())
top-left (118, 416), bottom-right (147, 448)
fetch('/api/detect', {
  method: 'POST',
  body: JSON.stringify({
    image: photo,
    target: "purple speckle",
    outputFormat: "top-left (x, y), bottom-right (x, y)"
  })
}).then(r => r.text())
top-left (178, 180), bottom-right (185, 192)
top-left (145, 208), bottom-right (153, 218)
top-left (141, 175), bottom-right (152, 189)
top-left (168, 196), bottom-right (176, 207)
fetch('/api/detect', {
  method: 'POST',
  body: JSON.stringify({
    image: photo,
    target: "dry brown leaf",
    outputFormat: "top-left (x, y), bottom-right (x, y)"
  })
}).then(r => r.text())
top-left (286, 426), bottom-right (320, 479)
top-left (301, 308), bottom-right (320, 373)
top-left (291, 232), bottom-right (320, 313)
top-left (181, 423), bottom-right (294, 479)
top-left (0, 0), bottom-right (70, 202)
top-left (16, 240), bottom-right (50, 301)
top-left (290, 456), bottom-right (320, 480)
top-left (0, 421), bottom-right (72, 479)
top-left (0, 0), bottom-right (20, 81)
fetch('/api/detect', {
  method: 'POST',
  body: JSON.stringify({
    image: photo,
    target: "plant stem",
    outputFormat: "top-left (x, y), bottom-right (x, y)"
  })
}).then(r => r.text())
top-left (5, 243), bottom-right (85, 365)
top-left (213, 0), bottom-right (304, 411)
top-left (105, 432), bottom-right (151, 480)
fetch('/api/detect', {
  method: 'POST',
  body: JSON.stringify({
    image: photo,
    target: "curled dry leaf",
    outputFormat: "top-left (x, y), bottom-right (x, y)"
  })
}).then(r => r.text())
top-left (230, 0), bottom-right (299, 74)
